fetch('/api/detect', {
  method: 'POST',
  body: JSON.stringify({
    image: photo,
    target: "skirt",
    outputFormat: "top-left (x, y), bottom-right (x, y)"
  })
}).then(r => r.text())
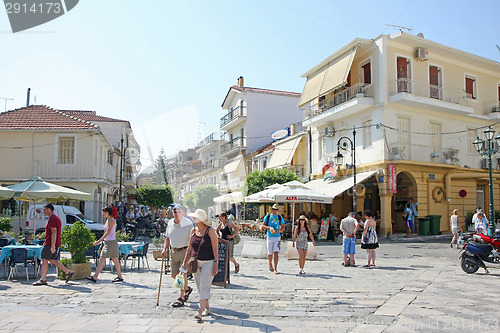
top-left (101, 239), bottom-right (119, 258)
top-left (361, 242), bottom-right (379, 249)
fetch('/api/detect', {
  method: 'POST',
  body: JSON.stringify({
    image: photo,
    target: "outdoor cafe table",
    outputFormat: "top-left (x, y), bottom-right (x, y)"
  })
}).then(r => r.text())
top-left (118, 241), bottom-right (144, 271)
top-left (0, 245), bottom-right (43, 278)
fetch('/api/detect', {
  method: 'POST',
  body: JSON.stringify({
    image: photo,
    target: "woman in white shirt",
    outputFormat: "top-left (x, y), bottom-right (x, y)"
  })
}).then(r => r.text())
top-left (450, 209), bottom-right (463, 249)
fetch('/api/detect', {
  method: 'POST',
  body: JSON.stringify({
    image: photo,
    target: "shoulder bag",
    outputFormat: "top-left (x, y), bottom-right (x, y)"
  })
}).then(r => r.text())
top-left (232, 228), bottom-right (241, 245)
top-left (187, 227), bottom-right (209, 274)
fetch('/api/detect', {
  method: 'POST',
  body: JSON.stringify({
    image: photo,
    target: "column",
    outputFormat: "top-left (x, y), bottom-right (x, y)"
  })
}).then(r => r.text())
top-left (356, 193), bottom-right (366, 214)
top-left (379, 192), bottom-right (393, 236)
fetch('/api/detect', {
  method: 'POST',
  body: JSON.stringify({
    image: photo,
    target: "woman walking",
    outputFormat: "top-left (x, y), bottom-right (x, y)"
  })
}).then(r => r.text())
top-left (450, 209), bottom-right (463, 248)
top-left (361, 210), bottom-right (379, 267)
top-left (216, 212), bottom-right (240, 273)
top-left (86, 206), bottom-right (124, 283)
top-left (182, 209), bottom-right (219, 322)
top-left (292, 215), bottom-right (315, 274)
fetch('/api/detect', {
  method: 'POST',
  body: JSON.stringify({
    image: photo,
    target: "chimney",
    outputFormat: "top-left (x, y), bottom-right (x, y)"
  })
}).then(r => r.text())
top-left (237, 76), bottom-right (244, 87)
top-left (26, 88), bottom-right (31, 107)
top-left (289, 124), bottom-right (296, 136)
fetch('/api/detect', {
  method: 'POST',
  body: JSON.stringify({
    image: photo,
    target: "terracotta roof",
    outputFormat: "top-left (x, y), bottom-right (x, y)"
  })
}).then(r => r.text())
top-left (61, 110), bottom-right (129, 124)
top-left (246, 142), bottom-right (275, 157)
top-left (0, 105), bottom-right (99, 130)
top-left (222, 85), bottom-right (300, 107)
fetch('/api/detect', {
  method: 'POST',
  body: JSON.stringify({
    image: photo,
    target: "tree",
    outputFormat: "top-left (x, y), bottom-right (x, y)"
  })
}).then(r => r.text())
top-left (152, 148), bottom-right (168, 185)
top-left (193, 185), bottom-right (220, 211)
top-left (183, 193), bottom-right (195, 210)
top-left (246, 168), bottom-right (299, 195)
top-left (136, 184), bottom-right (173, 209)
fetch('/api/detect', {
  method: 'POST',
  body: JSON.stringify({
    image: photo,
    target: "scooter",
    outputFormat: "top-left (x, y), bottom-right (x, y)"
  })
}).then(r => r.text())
top-left (124, 215), bottom-right (160, 240)
top-left (460, 231), bottom-right (500, 274)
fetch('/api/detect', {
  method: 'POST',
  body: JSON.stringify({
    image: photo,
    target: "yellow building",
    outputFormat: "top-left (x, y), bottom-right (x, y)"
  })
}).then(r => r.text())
top-left (300, 32), bottom-right (500, 235)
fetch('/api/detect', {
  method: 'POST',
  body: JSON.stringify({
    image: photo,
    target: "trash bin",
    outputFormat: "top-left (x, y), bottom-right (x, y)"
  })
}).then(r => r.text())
top-left (418, 217), bottom-right (430, 236)
top-left (428, 215), bottom-right (442, 235)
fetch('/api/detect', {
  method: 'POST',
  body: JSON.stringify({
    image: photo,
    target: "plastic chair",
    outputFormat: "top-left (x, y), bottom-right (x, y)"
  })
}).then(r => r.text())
top-left (85, 245), bottom-right (99, 267)
top-left (0, 239), bottom-right (9, 248)
top-left (8, 248), bottom-right (34, 281)
top-left (126, 243), bottom-right (150, 270)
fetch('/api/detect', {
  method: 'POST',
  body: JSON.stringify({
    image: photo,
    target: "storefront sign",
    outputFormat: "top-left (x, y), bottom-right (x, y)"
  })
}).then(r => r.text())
top-left (388, 164), bottom-right (397, 193)
top-left (271, 128), bottom-right (289, 140)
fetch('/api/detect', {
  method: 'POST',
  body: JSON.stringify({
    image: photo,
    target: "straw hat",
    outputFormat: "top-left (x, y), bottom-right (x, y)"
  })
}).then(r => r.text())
top-left (188, 209), bottom-right (210, 226)
top-left (298, 215), bottom-right (308, 222)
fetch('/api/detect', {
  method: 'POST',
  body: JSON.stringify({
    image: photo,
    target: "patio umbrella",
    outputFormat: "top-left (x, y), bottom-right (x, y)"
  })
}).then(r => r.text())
top-left (244, 184), bottom-right (284, 203)
top-left (7, 177), bottom-right (93, 237)
top-left (213, 192), bottom-right (244, 203)
top-left (0, 185), bottom-right (14, 200)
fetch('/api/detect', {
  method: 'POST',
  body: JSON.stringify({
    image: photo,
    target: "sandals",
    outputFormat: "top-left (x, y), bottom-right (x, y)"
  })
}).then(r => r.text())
top-left (32, 280), bottom-right (47, 286)
top-left (172, 297), bottom-right (184, 307)
top-left (86, 276), bottom-right (97, 283)
top-left (65, 271), bottom-right (74, 283)
top-left (112, 277), bottom-right (124, 283)
top-left (235, 264), bottom-right (240, 273)
top-left (202, 309), bottom-right (211, 316)
top-left (362, 264), bottom-right (371, 268)
top-left (182, 286), bottom-right (193, 302)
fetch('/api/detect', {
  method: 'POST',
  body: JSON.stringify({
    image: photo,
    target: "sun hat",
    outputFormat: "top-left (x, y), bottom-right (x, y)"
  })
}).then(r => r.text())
top-left (298, 215), bottom-right (308, 221)
top-left (188, 209), bottom-right (210, 226)
top-left (271, 203), bottom-right (280, 210)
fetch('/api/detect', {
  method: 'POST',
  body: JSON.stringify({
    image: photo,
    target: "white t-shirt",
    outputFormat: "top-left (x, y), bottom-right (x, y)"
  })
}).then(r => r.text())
top-left (166, 217), bottom-right (193, 248)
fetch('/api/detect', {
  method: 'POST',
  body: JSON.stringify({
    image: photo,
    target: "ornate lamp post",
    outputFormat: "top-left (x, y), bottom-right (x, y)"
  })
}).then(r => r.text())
top-left (334, 128), bottom-right (357, 213)
top-left (473, 126), bottom-right (500, 236)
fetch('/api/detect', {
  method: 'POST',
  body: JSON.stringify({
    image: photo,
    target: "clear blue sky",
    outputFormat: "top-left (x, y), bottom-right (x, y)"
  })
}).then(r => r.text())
top-left (1, 0), bottom-right (499, 168)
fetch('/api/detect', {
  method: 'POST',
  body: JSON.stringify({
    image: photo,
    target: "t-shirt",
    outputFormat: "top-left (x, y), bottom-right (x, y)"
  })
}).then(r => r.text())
top-left (44, 214), bottom-right (62, 247)
top-left (264, 214), bottom-right (284, 238)
top-left (340, 216), bottom-right (358, 238)
top-left (404, 207), bottom-right (411, 221)
top-left (166, 217), bottom-right (193, 248)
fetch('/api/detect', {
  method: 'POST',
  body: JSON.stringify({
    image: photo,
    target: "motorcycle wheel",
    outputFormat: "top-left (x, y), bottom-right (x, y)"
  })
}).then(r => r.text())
top-left (461, 256), bottom-right (480, 274)
top-left (148, 230), bottom-right (157, 238)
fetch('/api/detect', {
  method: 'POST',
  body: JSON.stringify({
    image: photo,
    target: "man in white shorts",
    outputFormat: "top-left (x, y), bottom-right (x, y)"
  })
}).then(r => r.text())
top-left (261, 204), bottom-right (285, 274)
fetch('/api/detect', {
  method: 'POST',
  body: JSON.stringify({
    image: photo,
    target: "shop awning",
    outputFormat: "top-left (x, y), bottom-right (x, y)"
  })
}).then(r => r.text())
top-left (304, 170), bottom-right (377, 198)
top-left (267, 136), bottom-right (302, 169)
top-left (223, 156), bottom-right (243, 174)
top-left (298, 47), bottom-right (357, 107)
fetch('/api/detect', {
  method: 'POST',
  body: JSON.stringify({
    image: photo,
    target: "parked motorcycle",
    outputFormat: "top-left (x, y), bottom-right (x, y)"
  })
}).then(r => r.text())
top-left (123, 215), bottom-right (160, 240)
top-left (460, 231), bottom-right (500, 274)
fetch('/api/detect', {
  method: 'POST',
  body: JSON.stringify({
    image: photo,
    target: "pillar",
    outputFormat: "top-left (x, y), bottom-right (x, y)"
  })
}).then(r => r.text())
top-left (356, 194), bottom-right (366, 214)
top-left (379, 192), bottom-right (393, 236)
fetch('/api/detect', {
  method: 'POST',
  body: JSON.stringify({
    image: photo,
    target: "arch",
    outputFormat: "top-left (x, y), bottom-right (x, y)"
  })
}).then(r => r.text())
top-left (392, 171), bottom-right (418, 233)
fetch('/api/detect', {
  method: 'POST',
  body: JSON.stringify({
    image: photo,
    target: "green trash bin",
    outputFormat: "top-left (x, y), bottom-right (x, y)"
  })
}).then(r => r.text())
top-left (428, 215), bottom-right (442, 235)
top-left (418, 217), bottom-right (430, 236)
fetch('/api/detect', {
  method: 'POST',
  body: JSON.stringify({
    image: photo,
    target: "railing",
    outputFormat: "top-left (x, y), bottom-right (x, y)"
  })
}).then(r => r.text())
top-left (305, 83), bottom-right (373, 119)
top-left (221, 136), bottom-right (246, 154)
top-left (389, 79), bottom-right (470, 107)
top-left (33, 159), bottom-right (116, 183)
top-left (196, 132), bottom-right (224, 148)
top-left (201, 159), bottom-right (224, 170)
top-left (220, 106), bottom-right (246, 127)
top-left (220, 178), bottom-right (242, 191)
top-left (485, 101), bottom-right (500, 114)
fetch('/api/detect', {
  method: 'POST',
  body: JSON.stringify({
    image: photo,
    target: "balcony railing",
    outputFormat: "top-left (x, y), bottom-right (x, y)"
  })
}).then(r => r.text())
top-left (221, 136), bottom-right (246, 154)
top-left (389, 79), bottom-right (470, 106)
top-left (201, 159), bottom-right (224, 170)
top-left (33, 159), bottom-right (116, 183)
top-left (220, 106), bottom-right (246, 127)
top-left (220, 177), bottom-right (242, 191)
top-left (305, 83), bottom-right (373, 119)
top-left (197, 132), bottom-right (225, 148)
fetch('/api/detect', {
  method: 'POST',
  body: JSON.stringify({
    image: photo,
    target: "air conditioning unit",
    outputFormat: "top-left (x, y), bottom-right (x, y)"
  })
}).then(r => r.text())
top-left (481, 158), bottom-right (488, 169)
top-left (324, 126), bottom-right (335, 137)
top-left (415, 47), bottom-right (428, 61)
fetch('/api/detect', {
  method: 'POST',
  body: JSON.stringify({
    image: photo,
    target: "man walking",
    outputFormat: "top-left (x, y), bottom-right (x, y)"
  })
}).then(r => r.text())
top-left (33, 204), bottom-right (74, 286)
top-left (261, 204), bottom-right (285, 274)
top-left (340, 212), bottom-right (359, 267)
top-left (162, 204), bottom-right (194, 307)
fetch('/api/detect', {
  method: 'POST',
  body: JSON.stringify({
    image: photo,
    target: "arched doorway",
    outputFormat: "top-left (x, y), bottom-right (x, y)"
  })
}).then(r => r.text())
top-left (392, 171), bottom-right (417, 233)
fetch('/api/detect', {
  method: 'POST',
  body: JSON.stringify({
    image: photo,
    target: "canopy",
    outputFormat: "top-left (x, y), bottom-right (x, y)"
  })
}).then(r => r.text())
top-left (223, 157), bottom-right (243, 175)
top-left (269, 181), bottom-right (333, 204)
top-left (213, 192), bottom-right (244, 204)
top-left (267, 136), bottom-right (302, 169)
top-left (244, 184), bottom-right (284, 203)
top-left (0, 185), bottom-right (14, 200)
top-left (304, 170), bottom-right (377, 198)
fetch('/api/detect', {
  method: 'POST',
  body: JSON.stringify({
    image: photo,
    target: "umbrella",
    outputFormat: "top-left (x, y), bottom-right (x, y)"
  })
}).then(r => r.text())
top-left (0, 185), bottom-right (14, 200)
top-left (244, 184), bottom-right (284, 203)
top-left (7, 177), bottom-right (93, 237)
top-left (213, 192), bottom-right (244, 203)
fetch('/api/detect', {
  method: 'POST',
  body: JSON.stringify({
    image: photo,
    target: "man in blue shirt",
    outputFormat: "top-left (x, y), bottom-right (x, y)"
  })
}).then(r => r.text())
top-left (261, 203), bottom-right (285, 274)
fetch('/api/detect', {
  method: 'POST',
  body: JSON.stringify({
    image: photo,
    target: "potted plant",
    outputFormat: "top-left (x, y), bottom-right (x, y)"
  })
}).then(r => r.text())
top-left (444, 147), bottom-right (460, 165)
top-left (492, 105), bottom-right (500, 113)
top-left (152, 235), bottom-right (165, 260)
top-left (58, 221), bottom-right (95, 280)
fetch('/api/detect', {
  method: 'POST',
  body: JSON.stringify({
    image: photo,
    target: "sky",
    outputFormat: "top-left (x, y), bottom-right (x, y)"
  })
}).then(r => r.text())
top-left (1, 0), bottom-right (500, 170)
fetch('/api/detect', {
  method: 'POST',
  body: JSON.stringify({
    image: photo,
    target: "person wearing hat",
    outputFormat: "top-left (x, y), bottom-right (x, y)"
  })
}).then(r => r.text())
top-left (162, 204), bottom-right (194, 307)
top-left (262, 203), bottom-right (285, 274)
top-left (292, 215), bottom-right (315, 274)
top-left (182, 209), bottom-right (219, 322)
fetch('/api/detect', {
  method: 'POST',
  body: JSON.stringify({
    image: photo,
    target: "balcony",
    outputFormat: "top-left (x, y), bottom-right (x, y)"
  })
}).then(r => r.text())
top-left (220, 106), bottom-right (246, 130)
top-left (303, 83), bottom-right (374, 128)
top-left (197, 132), bottom-right (224, 148)
top-left (485, 101), bottom-right (500, 119)
top-left (220, 136), bottom-right (246, 157)
top-left (389, 79), bottom-right (474, 115)
top-left (220, 177), bottom-right (243, 192)
top-left (33, 159), bottom-right (116, 184)
top-left (201, 159), bottom-right (224, 171)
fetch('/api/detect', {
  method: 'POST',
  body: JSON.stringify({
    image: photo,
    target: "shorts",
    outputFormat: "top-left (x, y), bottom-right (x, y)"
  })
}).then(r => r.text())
top-left (101, 239), bottom-right (119, 258)
top-left (170, 248), bottom-right (187, 277)
top-left (451, 227), bottom-right (460, 235)
top-left (41, 245), bottom-right (60, 260)
top-left (342, 237), bottom-right (356, 255)
top-left (227, 240), bottom-right (234, 258)
top-left (267, 237), bottom-right (281, 255)
top-left (406, 219), bottom-right (413, 228)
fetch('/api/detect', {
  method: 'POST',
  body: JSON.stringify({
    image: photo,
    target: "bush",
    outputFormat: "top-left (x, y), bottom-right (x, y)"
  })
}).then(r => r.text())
top-left (152, 235), bottom-right (165, 249)
top-left (115, 230), bottom-right (130, 242)
top-left (0, 217), bottom-right (13, 232)
top-left (61, 221), bottom-right (95, 264)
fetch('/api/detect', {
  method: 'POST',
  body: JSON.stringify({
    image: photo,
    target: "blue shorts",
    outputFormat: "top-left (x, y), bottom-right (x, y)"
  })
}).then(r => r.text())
top-left (342, 237), bottom-right (356, 255)
top-left (406, 219), bottom-right (413, 228)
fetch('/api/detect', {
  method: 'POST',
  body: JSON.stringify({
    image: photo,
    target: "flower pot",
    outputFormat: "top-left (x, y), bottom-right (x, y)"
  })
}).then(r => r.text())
top-left (152, 250), bottom-right (162, 260)
top-left (58, 262), bottom-right (92, 280)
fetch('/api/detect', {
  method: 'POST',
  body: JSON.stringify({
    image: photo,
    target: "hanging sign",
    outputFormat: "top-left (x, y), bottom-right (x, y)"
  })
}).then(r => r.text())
top-left (271, 128), bottom-right (289, 140)
top-left (388, 164), bottom-right (397, 194)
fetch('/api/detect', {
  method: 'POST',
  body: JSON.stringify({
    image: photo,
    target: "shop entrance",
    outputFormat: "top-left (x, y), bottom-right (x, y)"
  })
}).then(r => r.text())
top-left (392, 172), bottom-right (417, 233)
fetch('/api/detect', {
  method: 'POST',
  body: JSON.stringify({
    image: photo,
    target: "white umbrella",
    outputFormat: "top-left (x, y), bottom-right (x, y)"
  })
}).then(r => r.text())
top-left (0, 185), bottom-right (14, 200)
top-left (213, 192), bottom-right (244, 203)
top-left (244, 184), bottom-right (284, 203)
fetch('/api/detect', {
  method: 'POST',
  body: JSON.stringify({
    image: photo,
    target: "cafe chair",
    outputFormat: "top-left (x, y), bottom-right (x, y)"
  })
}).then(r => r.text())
top-left (85, 245), bottom-right (100, 267)
top-left (8, 248), bottom-right (34, 281)
top-left (126, 243), bottom-right (150, 270)
top-left (0, 238), bottom-right (9, 248)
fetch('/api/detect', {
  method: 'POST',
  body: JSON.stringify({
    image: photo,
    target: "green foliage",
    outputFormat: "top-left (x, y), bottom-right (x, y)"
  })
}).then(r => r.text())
top-left (115, 230), bottom-right (130, 242)
top-left (152, 234), bottom-right (166, 249)
top-left (183, 193), bottom-right (195, 210)
top-left (61, 221), bottom-right (95, 264)
top-left (136, 184), bottom-right (173, 209)
top-left (57, 258), bottom-right (73, 279)
top-left (465, 211), bottom-right (474, 227)
top-left (193, 185), bottom-right (220, 211)
top-left (0, 217), bottom-right (13, 232)
top-left (153, 148), bottom-right (169, 185)
top-left (35, 231), bottom-right (45, 240)
top-left (246, 168), bottom-right (299, 195)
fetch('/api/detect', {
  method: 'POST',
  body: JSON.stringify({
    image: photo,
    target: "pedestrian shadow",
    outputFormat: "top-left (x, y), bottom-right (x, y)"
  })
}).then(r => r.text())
top-left (237, 273), bottom-right (270, 280)
top-left (0, 284), bottom-right (11, 290)
top-left (50, 284), bottom-right (93, 293)
top-left (223, 283), bottom-right (258, 290)
top-left (200, 307), bottom-right (279, 332)
top-left (370, 266), bottom-right (417, 271)
top-left (300, 273), bottom-right (350, 279)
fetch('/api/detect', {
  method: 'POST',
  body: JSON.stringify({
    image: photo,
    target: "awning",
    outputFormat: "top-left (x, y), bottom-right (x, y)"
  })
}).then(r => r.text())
top-left (298, 47), bottom-right (357, 107)
top-left (223, 156), bottom-right (243, 174)
top-left (304, 170), bottom-right (377, 198)
top-left (267, 136), bottom-right (302, 169)
top-left (213, 192), bottom-right (244, 203)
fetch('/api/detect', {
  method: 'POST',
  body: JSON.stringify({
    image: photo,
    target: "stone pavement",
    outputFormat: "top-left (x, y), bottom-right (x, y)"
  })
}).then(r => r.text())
top-left (1, 236), bottom-right (499, 332)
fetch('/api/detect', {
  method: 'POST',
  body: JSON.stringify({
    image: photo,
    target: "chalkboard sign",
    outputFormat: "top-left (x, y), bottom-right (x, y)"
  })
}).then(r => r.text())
top-left (212, 238), bottom-right (229, 287)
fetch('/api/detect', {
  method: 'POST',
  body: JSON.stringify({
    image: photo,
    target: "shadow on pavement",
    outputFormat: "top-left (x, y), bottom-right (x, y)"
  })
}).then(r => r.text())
top-left (206, 308), bottom-right (280, 332)
top-left (237, 273), bottom-right (270, 280)
top-left (224, 283), bottom-right (258, 290)
top-left (370, 266), bottom-right (417, 271)
top-left (51, 283), bottom-right (93, 293)
top-left (302, 273), bottom-right (350, 279)
top-left (0, 284), bottom-right (11, 290)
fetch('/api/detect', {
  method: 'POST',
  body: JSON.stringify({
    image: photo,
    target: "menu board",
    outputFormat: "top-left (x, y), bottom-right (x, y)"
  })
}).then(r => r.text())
top-left (212, 239), bottom-right (229, 287)
top-left (318, 219), bottom-right (329, 240)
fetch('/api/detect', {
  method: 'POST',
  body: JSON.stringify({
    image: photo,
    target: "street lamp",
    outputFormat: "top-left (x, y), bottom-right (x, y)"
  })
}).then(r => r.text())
top-left (334, 128), bottom-right (357, 213)
top-left (473, 126), bottom-right (500, 236)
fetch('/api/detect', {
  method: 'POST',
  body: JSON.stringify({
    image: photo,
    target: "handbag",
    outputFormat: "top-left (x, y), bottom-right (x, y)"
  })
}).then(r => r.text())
top-left (233, 232), bottom-right (241, 245)
top-left (187, 227), bottom-right (209, 274)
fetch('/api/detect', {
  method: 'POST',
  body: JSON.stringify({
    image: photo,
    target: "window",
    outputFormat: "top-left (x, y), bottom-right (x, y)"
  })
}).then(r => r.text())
top-left (396, 56), bottom-right (411, 92)
top-left (58, 137), bottom-right (75, 164)
top-left (363, 119), bottom-right (372, 148)
top-left (107, 150), bottom-right (114, 165)
top-left (467, 128), bottom-right (478, 153)
top-left (397, 117), bottom-right (409, 147)
top-left (361, 61), bottom-right (371, 84)
top-left (477, 184), bottom-right (484, 210)
top-left (465, 76), bottom-right (477, 99)
top-left (430, 122), bottom-right (441, 152)
top-left (429, 65), bottom-right (443, 100)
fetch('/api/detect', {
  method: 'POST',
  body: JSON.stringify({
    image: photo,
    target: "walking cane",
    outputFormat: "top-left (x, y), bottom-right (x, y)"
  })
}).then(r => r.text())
top-left (156, 255), bottom-right (165, 306)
